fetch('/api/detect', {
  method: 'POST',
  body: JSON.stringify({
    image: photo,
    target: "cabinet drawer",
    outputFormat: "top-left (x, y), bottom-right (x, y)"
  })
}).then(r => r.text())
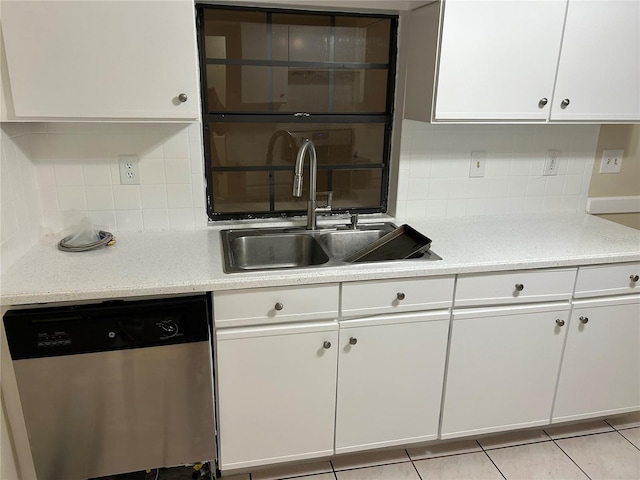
top-left (341, 276), bottom-right (454, 317)
top-left (455, 269), bottom-right (576, 307)
top-left (214, 284), bottom-right (339, 328)
top-left (574, 263), bottom-right (640, 298)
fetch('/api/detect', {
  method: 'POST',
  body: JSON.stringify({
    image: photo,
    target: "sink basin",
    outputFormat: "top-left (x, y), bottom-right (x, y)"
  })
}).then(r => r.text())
top-left (318, 228), bottom-right (393, 260)
top-left (220, 222), bottom-right (441, 273)
top-left (223, 232), bottom-right (330, 272)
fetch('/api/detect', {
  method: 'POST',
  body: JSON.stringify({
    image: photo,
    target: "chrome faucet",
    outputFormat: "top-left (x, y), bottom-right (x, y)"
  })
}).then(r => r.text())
top-left (292, 139), bottom-right (331, 230)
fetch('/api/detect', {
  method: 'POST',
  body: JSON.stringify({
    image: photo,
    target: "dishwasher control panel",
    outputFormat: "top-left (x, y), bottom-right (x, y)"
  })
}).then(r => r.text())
top-left (36, 331), bottom-right (72, 348)
top-left (3, 295), bottom-right (210, 360)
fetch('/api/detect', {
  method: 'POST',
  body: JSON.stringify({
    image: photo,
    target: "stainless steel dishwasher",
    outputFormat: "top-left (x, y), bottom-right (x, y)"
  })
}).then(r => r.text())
top-left (3, 294), bottom-right (216, 480)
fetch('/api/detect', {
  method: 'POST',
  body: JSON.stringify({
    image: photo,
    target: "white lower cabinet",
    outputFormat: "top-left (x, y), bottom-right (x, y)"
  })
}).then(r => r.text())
top-left (553, 295), bottom-right (640, 423)
top-left (441, 303), bottom-right (570, 439)
top-left (213, 265), bottom-right (640, 471)
top-left (216, 322), bottom-right (338, 470)
top-left (334, 311), bottom-right (450, 453)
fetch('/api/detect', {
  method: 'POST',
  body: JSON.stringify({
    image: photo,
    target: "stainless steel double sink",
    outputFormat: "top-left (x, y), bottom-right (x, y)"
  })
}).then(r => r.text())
top-left (221, 222), bottom-right (441, 273)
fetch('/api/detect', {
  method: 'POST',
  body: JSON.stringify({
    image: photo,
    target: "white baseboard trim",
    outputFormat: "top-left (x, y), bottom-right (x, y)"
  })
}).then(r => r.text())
top-left (587, 196), bottom-right (640, 214)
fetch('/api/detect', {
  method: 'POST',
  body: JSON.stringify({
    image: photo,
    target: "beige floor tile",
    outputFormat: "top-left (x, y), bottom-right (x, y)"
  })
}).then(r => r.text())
top-left (487, 441), bottom-right (588, 479)
top-left (556, 432), bottom-right (640, 480)
top-left (331, 449), bottom-right (409, 471)
top-left (413, 452), bottom-right (503, 480)
top-left (335, 462), bottom-right (419, 480)
top-left (620, 427), bottom-right (640, 449)
top-left (252, 461), bottom-right (333, 480)
top-left (291, 475), bottom-right (335, 480)
top-left (477, 429), bottom-right (551, 450)
top-left (220, 475), bottom-right (251, 480)
top-left (544, 419), bottom-right (615, 439)
top-left (407, 439), bottom-right (482, 460)
top-left (606, 412), bottom-right (640, 430)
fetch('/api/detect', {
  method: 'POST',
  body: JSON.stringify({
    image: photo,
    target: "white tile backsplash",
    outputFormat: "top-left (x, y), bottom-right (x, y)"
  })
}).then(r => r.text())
top-left (0, 118), bottom-right (601, 273)
top-left (1, 125), bottom-right (43, 274)
top-left (396, 120), bottom-right (599, 219)
top-left (0, 122), bottom-right (208, 273)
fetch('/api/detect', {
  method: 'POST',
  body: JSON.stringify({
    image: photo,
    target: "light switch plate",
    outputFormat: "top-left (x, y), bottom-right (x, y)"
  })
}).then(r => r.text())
top-left (469, 151), bottom-right (486, 178)
top-left (544, 150), bottom-right (560, 176)
top-left (600, 149), bottom-right (624, 174)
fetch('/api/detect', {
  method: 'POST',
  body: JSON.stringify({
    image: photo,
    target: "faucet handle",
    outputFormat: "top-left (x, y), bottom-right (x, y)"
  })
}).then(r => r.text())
top-left (316, 191), bottom-right (333, 214)
top-left (350, 213), bottom-right (359, 229)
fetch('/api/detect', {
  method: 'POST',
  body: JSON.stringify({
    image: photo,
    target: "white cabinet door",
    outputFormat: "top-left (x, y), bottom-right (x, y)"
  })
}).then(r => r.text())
top-left (553, 295), bottom-right (640, 423)
top-left (335, 311), bottom-right (450, 453)
top-left (216, 322), bottom-right (338, 470)
top-left (551, 1), bottom-right (640, 122)
top-left (1, 1), bottom-right (199, 120)
top-left (434, 0), bottom-right (566, 121)
top-left (441, 303), bottom-right (569, 439)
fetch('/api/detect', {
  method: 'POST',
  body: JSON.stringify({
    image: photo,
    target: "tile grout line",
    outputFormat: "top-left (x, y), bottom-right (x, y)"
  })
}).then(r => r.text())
top-left (614, 429), bottom-right (640, 452)
top-left (330, 459), bottom-right (337, 480)
top-left (550, 437), bottom-right (593, 480)
top-left (476, 440), bottom-right (507, 480)
top-left (604, 418), bottom-right (640, 433)
top-left (406, 448), bottom-right (424, 480)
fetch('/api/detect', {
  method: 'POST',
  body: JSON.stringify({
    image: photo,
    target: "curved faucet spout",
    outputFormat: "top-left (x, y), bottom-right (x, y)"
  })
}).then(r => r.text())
top-left (293, 139), bottom-right (319, 229)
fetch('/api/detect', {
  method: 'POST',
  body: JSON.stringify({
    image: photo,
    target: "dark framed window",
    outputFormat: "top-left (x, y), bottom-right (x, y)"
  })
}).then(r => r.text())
top-left (196, 5), bottom-right (398, 220)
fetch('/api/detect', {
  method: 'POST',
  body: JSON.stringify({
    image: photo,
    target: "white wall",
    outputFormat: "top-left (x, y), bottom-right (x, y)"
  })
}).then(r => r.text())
top-left (0, 124), bottom-right (42, 275)
top-left (396, 121), bottom-right (599, 219)
top-left (0, 122), bottom-right (208, 274)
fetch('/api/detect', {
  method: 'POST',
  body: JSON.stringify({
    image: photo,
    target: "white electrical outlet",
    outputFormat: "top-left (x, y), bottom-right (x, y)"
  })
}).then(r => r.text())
top-left (544, 150), bottom-right (560, 176)
top-left (599, 149), bottom-right (624, 174)
top-left (469, 151), bottom-right (486, 178)
top-left (119, 154), bottom-right (140, 185)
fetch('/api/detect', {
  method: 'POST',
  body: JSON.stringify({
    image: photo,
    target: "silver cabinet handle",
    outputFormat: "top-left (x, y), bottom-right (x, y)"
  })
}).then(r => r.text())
top-left (538, 98), bottom-right (548, 108)
top-left (556, 319), bottom-right (566, 327)
top-left (323, 341), bottom-right (332, 349)
top-left (396, 292), bottom-right (406, 301)
top-left (630, 274), bottom-right (639, 282)
top-left (274, 302), bottom-right (283, 311)
top-left (294, 112), bottom-right (310, 117)
top-left (515, 283), bottom-right (524, 292)
top-left (561, 98), bottom-right (570, 109)
top-left (178, 93), bottom-right (188, 103)
top-left (579, 316), bottom-right (589, 324)
top-left (349, 337), bottom-right (358, 345)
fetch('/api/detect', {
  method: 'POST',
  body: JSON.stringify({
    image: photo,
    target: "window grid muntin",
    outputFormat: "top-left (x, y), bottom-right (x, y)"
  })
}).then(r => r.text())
top-left (197, 4), bottom-right (397, 221)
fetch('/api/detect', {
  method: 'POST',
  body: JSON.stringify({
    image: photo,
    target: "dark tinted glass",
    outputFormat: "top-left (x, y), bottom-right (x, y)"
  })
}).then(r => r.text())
top-left (207, 66), bottom-right (387, 114)
top-left (203, 10), bottom-right (268, 60)
top-left (206, 65), bottom-right (271, 112)
top-left (212, 171), bottom-right (270, 213)
top-left (208, 123), bottom-right (386, 168)
top-left (271, 13), bottom-right (331, 62)
top-left (334, 17), bottom-right (391, 64)
top-left (333, 69), bottom-right (388, 112)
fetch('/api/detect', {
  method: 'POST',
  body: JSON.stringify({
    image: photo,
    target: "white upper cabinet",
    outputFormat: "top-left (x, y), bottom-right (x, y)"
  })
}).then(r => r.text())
top-left (405, 0), bottom-right (640, 123)
top-left (551, 1), bottom-right (640, 121)
top-left (1, 0), bottom-right (200, 120)
top-left (434, 0), bottom-right (566, 121)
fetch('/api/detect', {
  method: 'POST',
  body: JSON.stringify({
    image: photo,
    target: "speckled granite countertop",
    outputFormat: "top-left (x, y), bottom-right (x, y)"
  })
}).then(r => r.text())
top-left (1, 213), bottom-right (638, 306)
